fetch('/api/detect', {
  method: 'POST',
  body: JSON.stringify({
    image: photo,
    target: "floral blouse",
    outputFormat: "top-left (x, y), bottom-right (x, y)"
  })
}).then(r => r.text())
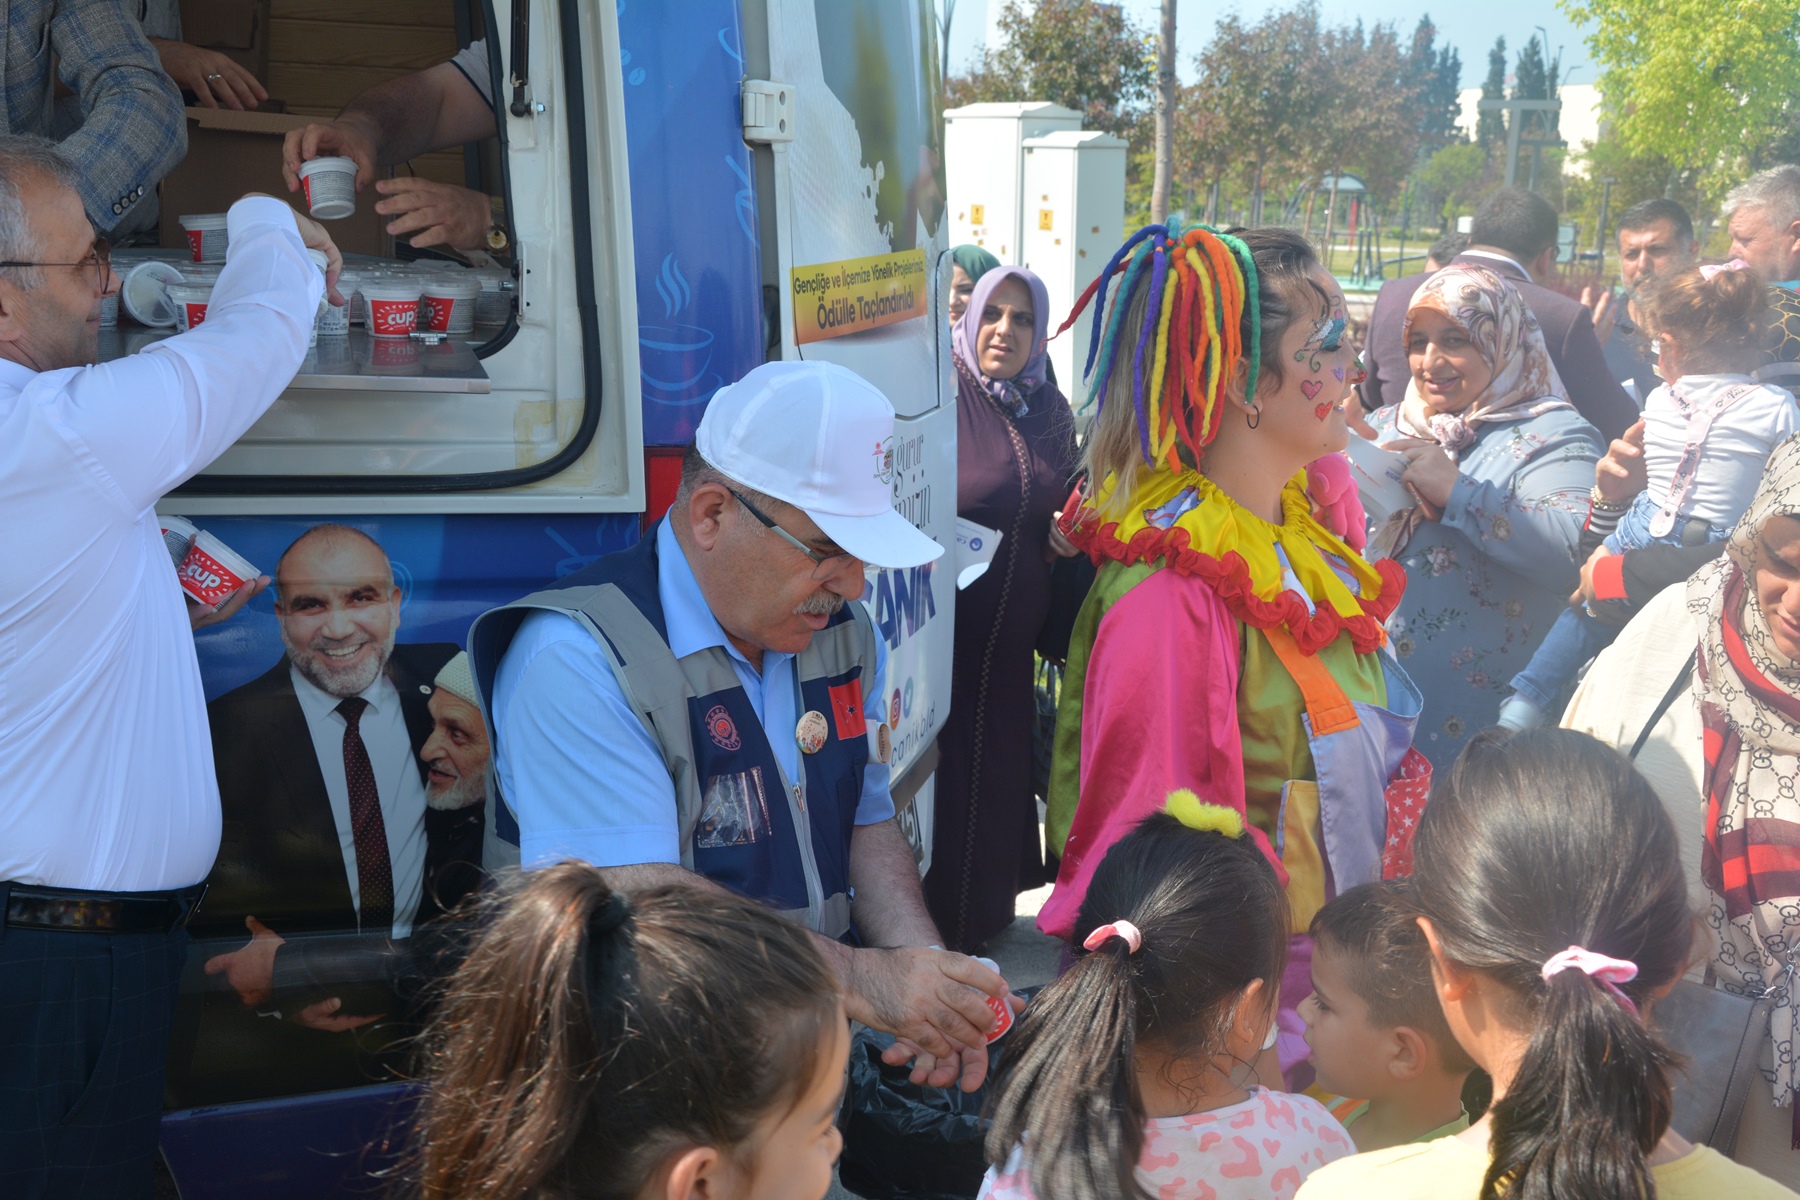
top-left (1368, 404), bottom-right (1602, 767)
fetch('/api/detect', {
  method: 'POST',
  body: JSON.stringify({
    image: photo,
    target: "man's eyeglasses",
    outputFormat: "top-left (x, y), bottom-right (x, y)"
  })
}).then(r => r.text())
top-left (726, 487), bottom-right (855, 577)
top-left (0, 235), bottom-right (112, 291)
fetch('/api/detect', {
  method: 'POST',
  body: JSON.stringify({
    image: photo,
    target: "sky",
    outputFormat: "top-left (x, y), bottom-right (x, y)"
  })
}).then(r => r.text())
top-left (942, 0), bottom-right (1592, 92)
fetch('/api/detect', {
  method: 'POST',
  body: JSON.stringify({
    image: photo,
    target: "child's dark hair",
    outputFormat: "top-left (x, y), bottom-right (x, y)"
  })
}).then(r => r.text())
top-left (1409, 729), bottom-right (1691, 1200)
top-left (985, 811), bottom-right (1289, 1200)
top-left (1639, 265), bottom-right (1771, 374)
top-left (1310, 880), bottom-right (1476, 1074)
top-left (409, 864), bottom-right (841, 1200)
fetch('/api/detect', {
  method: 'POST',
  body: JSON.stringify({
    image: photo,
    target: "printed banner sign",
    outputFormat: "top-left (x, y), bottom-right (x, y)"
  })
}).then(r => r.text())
top-left (791, 249), bottom-right (928, 345)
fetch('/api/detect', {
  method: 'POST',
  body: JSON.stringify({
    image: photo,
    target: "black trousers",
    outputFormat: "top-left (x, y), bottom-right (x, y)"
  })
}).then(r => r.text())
top-left (0, 924), bottom-right (188, 1200)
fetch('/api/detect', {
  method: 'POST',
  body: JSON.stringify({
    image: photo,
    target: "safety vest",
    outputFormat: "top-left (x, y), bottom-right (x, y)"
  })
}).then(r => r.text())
top-left (468, 532), bottom-right (874, 938)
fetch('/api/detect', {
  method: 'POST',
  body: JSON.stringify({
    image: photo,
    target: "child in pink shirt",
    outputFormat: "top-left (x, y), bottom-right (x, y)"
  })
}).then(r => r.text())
top-left (979, 795), bottom-right (1353, 1200)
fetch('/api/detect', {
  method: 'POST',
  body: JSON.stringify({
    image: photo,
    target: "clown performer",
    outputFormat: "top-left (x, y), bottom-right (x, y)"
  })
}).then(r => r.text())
top-left (1041, 222), bottom-right (1432, 1077)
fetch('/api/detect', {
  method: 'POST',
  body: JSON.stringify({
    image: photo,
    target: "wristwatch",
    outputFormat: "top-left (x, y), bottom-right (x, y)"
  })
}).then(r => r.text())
top-left (485, 195), bottom-right (509, 253)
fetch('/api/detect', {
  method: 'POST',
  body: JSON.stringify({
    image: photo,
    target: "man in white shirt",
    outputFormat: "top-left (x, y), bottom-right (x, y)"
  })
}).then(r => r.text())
top-left (0, 133), bottom-right (337, 1198)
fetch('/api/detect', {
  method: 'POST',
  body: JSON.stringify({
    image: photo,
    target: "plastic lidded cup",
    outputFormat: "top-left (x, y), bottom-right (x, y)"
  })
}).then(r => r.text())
top-left (159, 515), bottom-right (199, 569)
top-left (419, 276), bottom-right (480, 335)
top-left (362, 280), bottom-right (423, 338)
top-left (168, 281), bottom-right (216, 332)
top-left (122, 261), bottom-right (186, 327)
top-left (974, 956), bottom-right (1014, 1042)
top-left (297, 157), bottom-right (357, 220)
top-left (178, 530), bottom-right (258, 612)
top-left (178, 213), bottom-right (230, 263)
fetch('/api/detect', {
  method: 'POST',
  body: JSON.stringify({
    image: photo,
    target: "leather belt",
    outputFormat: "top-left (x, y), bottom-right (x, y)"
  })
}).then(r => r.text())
top-left (0, 882), bottom-right (207, 935)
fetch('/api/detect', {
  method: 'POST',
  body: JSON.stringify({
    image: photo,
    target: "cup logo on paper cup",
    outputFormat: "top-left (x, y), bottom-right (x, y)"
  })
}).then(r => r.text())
top-left (984, 994), bottom-right (1013, 1042)
top-left (185, 301), bottom-right (209, 328)
top-left (177, 536), bottom-right (252, 611)
top-left (185, 228), bottom-right (204, 262)
top-left (369, 298), bottom-right (418, 336)
top-left (421, 295), bottom-right (451, 332)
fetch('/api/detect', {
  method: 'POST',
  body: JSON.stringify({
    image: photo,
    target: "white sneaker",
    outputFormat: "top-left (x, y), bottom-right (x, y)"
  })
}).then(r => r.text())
top-left (1497, 694), bottom-right (1545, 731)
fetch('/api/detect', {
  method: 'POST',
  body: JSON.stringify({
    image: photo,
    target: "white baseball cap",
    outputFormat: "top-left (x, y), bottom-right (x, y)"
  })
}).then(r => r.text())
top-left (695, 360), bottom-right (944, 569)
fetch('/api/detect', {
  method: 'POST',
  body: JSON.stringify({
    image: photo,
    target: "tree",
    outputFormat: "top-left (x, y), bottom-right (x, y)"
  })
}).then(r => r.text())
top-left (1188, 3), bottom-right (1329, 226)
top-left (1511, 35), bottom-right (1558, 144)
top-left (1476, 37), bottom-right (1506, 151)
top-left (945, 0), bottom-right (1153, 141)
top-left (1417, 140), bottom-right (1491, 227)
top-left (1151, 0), bottom-right (1177, 223)
top-left (1407, 17), bottom-right (1464, 153)
top-left (1561, 0), bottom-right (1800, 198)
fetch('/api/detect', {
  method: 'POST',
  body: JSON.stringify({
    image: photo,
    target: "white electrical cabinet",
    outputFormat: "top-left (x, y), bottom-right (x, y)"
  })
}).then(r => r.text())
top-left (1020, 129), bottom-right (1128, 400)
top-left (943, 102), bottom-right (1082, 263)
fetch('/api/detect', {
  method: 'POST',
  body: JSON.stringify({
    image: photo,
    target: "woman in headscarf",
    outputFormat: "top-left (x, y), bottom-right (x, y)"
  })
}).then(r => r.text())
top-left (948, 244), bottom-right (1001, 324)
top-left (1364, 264), bottom-right (1602, 767)
top-left (922, 263), bottom-right (1081, 951)
top-left (1564, 431), bottom-right (1800, 1186)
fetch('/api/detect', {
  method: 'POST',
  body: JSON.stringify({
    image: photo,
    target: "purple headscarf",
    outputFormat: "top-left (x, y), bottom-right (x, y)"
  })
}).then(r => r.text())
top-left (953, 264), bottom-right (1053, 412)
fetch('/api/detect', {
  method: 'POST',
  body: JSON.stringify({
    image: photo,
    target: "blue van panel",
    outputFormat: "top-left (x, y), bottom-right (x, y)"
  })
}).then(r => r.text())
top-left (617, 0), bottom-right (765, 445)
top-left (160, 1083), bottom-right (416, 1200)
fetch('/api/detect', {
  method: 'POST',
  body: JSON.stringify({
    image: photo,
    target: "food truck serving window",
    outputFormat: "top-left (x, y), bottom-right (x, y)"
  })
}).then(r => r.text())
top-left (116, 1), bottom-right (640, 507)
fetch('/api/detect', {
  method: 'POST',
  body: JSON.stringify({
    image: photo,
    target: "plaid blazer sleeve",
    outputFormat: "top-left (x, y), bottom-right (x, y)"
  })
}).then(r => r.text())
top-left (49, 0), bottom-right (187, 232)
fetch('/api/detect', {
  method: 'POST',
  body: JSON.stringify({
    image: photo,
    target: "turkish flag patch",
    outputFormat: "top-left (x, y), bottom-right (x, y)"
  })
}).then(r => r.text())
top-left (828, 679), bottom-right (867, 740)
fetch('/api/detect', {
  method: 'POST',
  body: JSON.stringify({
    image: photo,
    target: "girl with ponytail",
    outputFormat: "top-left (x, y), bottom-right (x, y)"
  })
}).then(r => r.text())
top-left (981, 793), bottom-right (1353, 1200)
top-left (1297, 729), bottom-right (1799, 1199)
top-left (409, 863), bottom-right (848, 1200)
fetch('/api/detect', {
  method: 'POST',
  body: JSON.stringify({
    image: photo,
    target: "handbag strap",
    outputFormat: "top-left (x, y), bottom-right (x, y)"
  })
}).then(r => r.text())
top-left (1630, 649), bottom-right (1699, 762)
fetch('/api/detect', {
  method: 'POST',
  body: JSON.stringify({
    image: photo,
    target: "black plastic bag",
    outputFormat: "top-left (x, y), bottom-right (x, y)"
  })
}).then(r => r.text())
top-left (837, 988), bottom-right (1041, 1200)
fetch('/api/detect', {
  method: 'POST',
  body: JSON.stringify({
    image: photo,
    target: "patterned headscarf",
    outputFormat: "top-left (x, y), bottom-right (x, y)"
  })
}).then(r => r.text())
top-left (1394, 265), bottom-right (1573, 456)
top-left (1688, 431), bottom-right (1800, 1116)
top-left (953, 264), bottom-right (1052, 415)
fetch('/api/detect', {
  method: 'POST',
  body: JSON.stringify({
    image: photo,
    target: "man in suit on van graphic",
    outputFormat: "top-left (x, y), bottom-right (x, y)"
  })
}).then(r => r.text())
top-left (179, 524), bottom-right (484, 1102)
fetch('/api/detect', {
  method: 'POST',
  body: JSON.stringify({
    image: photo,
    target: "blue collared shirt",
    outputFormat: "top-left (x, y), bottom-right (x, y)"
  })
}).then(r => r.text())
top-left (491, 519), bottom-right (893, 870)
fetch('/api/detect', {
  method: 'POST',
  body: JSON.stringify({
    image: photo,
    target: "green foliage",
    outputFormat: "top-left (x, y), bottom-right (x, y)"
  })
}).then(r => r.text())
top-left (1561, 0), bottom-right (1800, 198)
top-left (1417, 141), bottom-right (1490, 226)
top-left (1409, 16), bottom-right (1464, 153)
top-left (945, 0), bottom-right (1153, 141)
top-left (1476, 37), bottom-right (1506, 151)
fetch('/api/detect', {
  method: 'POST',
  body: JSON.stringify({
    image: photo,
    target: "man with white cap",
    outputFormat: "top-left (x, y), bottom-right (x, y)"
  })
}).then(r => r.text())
top-left (472, 360), bottom-right (1011, 1091)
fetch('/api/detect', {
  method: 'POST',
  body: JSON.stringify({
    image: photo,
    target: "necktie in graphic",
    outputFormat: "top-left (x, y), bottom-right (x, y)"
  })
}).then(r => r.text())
top-left (336, 697), bottom-right (394, 933)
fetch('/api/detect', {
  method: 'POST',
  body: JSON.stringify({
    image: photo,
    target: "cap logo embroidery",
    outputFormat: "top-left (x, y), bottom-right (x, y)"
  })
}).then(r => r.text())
top-left (704, 705), bottom-right (741, 751)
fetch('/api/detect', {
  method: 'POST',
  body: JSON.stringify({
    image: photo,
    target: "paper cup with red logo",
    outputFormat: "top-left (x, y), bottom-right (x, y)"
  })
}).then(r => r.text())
top-left (178, 213), bottom-right (229, 263)
top-left (974, 955), bottom-right (1015, 1042)
top-left (168, 281), bottom-right (215, 332)
top-left (363, 280), bottom-right (423, 338)
top-left (178, 531), bottom-right (258, 613)
top-left (159, 515), bottom-right (198, 569)
top-left (419, 276), bottom-right (480, 335)
top-left (296, 156), bottom-right (357, 220)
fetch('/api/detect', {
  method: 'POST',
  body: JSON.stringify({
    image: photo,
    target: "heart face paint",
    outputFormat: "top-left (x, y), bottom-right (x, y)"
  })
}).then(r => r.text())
top-left (1332, 365), bottom-right (1346, 382)
top-left (1314, 402), bottom-right (1334, 420)
top-left (1300, 378), bottom-right (1323, 401)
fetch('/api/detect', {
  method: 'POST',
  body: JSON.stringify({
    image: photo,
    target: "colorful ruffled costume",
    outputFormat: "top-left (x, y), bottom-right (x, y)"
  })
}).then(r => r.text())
top-left (1040, 223), bottom-right (1432, 976)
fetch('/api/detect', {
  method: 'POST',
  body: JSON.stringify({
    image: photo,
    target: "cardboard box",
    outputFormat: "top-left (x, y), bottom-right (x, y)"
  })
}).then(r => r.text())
top-left (179, 0), bottom-right (272, 81)
top-left (158, 107), bottom-right (390, 258)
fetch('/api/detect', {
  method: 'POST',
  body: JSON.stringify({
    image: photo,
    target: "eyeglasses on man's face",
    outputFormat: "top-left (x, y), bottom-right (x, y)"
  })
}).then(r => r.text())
top-left (726, 487), bottom-right (858, 579)
top-left (0, 234), bottom-right (112, 292)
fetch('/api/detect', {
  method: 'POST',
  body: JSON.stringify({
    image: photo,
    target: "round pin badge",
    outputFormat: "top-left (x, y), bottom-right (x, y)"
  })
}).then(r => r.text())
top-left (796, 710), bottom-right (829, 755)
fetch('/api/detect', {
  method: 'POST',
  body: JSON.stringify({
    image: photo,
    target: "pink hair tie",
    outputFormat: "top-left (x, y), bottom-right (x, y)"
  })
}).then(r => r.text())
top-left (1541, 945), bottom-right (1640, 1016)
top-left (1083, 920), bottom-right (1143, 954)
top-left (1699, 258), bottom-right (1751, 280)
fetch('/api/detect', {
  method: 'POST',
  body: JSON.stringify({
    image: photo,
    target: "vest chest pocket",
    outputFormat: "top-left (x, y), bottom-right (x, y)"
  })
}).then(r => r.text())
top-left (696, 768), bottom-right (773, 849)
